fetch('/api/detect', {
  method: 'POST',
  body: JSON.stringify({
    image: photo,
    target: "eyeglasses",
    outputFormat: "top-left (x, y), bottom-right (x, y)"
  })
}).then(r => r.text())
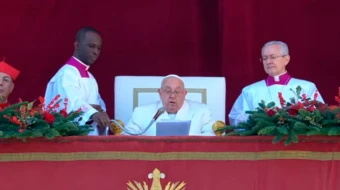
top-left (161, 88), bottom-right (184, 96)
top-left (260, 55), bottom-right (286, 62)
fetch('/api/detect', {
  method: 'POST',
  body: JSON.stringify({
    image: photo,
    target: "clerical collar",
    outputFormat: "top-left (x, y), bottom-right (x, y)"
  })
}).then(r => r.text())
top-left (266, 71), bottom-right (291, 86)
top-left (66, 56), bottom-right (90, 78)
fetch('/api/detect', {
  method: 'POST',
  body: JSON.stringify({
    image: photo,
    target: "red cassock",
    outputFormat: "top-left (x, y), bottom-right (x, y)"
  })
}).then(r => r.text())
top-left (0, 102), bottom-right (10, 110)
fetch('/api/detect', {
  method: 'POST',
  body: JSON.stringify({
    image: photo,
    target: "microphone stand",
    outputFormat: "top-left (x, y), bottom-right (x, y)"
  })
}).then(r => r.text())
top-left (110, 107), bottom-right (165, 136)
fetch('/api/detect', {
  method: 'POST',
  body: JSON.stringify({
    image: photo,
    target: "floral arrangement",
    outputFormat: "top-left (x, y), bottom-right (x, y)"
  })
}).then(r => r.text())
top-left (0, 95), bottom-right (92, 140)
top-left (221, 86), bottom-right (340, 145)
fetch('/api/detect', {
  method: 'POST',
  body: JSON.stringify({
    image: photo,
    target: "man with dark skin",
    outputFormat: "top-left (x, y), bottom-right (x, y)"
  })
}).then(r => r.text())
top-left (45, 27), bottom-right (110, 135)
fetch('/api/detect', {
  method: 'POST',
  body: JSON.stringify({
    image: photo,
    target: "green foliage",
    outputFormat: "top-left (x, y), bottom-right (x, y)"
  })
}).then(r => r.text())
top-left (277, 126), bottom-right (288, 135)
top-left (284, 136), bottom-right (292, 146)
top-left (219, 85), bottom-right (340, 146)
top-left (239, 130), bottom-right (257, 136)
top-left (0, 97), bottom-right (92, 141)
top-left (328, 127), bottom-right (340, 136)
top-left (266, 102), bottom-right (275, 109)
top-left (258, 100), bottom-right (266, 109)
top-left (258, 126), bottom-right (277, 135)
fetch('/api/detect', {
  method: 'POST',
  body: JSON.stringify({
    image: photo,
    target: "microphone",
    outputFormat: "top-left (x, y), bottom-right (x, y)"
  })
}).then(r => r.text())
top-left (110, 107), bottom-right (166, 136)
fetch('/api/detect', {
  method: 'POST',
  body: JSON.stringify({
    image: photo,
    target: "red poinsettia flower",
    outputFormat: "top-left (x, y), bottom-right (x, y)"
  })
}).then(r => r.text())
top-left (287, 108), bottom-right (298, 116)
top-left (60, 110), bottom-right (68, 118)
top-left (43, 112), bottom-right (55, 124)
top-left (266, 109), bottom-right (276, 117)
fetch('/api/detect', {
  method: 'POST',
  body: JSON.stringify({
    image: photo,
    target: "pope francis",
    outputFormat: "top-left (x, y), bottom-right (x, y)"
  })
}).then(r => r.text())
top-left (229, 41), bottom-right (324, 126)
top-left (121, 74), bottom-right (216, 136)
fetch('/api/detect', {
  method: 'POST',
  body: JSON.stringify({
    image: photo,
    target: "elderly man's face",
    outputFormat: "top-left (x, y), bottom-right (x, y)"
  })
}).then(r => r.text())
top-left (262, 44), bottom-right (290, 76)
top-left (0, 72), bottom-right (14, 102)
top-left (158, 77), bottom-right (187, 113)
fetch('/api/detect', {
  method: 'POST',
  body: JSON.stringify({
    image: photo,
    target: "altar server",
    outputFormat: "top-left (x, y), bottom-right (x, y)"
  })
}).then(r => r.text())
top-left (0, 59), bottom-right (20, 109)
top-left (122, 74), bottom-right (216, 136)
top-left (229, 41), bottom-right (324, 126)
top-left (44, 27), bottom-right (110, 135)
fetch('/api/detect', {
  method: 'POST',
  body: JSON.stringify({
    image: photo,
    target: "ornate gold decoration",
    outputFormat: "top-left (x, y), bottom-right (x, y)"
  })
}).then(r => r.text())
top-left (126, 168), bottom-right (186, 190)
top-left (212, 120), bottom-right (226, 136)
top-left (109, 119), bottom-right (124, 135)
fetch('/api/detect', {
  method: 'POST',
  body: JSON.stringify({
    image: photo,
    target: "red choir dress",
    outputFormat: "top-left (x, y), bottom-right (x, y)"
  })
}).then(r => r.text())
top-left (0, 102), bottom-right (10, 110)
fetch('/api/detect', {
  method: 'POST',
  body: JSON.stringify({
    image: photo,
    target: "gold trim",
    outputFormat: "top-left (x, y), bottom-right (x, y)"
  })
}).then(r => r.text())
top-left (1, 151), bottom-right (340, 162)
top-left (133, 88), bottom-right (207, 109)
top-left (127, 168), bottom-right (186, 190)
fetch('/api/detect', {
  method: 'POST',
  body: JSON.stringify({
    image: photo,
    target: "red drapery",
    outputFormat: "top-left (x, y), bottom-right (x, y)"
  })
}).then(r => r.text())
top-left (0, 0), bottom-right (338, 122)
top-left (1, 136), bottom-right (340, 190)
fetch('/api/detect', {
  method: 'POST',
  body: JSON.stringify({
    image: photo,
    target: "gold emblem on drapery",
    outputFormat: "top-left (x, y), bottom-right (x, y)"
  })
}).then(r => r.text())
top-left (126, 168), bottom-right (186, 190)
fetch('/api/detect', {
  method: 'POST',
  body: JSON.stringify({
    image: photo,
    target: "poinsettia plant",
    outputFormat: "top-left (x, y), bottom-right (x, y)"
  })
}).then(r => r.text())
top-left (0, 95), bottom-right (92, 140)
top-left (222, 86), bottom-right (340, 146)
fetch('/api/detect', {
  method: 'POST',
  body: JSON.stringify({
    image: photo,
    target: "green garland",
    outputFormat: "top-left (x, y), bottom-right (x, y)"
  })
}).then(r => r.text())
top-left (221, 86), bottom-right (340, 145)
top-left (0, 96), bottom-right (92, 141)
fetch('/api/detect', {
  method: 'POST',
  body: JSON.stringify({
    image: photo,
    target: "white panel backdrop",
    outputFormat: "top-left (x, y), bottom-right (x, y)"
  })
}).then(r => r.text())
top-left (114, 76), bottom-right (226, 124)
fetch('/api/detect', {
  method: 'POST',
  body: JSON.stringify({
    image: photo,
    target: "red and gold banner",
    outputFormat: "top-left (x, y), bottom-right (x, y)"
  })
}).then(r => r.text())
top-left (1, 136), bottom-right (340, 190)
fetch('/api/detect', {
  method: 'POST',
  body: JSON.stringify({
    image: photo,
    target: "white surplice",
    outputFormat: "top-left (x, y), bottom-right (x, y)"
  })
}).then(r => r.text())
top-left (228, 78), bottom-right (324, 126)
top-left (122, 99), bottom-right (216, 136)
top-left (44, 57), bottom-right (106, 135)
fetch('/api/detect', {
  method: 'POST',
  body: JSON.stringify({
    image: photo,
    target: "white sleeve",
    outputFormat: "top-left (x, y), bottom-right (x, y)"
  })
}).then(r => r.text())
top-left (307, 83), bottom-right (324, 103)
top-left (59, 69), bottom-right (98, 124)
top-left (199, 108), bottom-right (216, 136)
top-left (228, 91), bottom-right (251, 126)
top-left (121, 107), bottom-right (143, 135)
top-left (98, 94), bottom-right (107, 112)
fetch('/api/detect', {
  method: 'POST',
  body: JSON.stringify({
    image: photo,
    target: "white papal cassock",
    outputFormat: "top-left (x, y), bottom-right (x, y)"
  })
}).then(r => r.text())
top-left (44, 56), bottom-right (106, 135)
top-left (229, 72), bottom-right (324, 126)
top-left (122, 99), bottom-right (216, 136)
